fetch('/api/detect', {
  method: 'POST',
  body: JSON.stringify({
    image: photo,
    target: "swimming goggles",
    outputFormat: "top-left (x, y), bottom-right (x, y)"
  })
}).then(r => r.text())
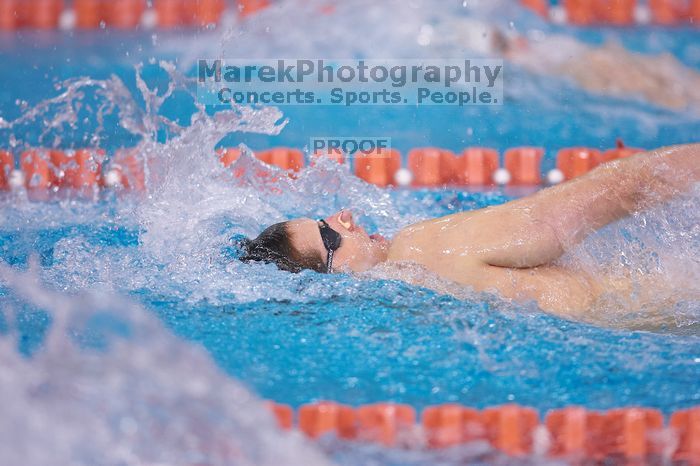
top-left (318, 219), bottom-right (342, 273)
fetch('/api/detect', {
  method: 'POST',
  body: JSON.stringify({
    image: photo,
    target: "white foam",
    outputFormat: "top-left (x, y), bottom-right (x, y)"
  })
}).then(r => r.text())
top-left (0, 263), bottom-right (331, 466)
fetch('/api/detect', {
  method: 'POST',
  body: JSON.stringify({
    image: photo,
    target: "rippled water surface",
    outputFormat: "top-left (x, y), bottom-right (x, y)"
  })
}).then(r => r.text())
top-left (1, 0), bottom-right (700, 464)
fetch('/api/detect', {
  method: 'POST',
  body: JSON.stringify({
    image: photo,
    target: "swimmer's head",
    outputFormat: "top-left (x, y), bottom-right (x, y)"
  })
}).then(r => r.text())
top-left (240, 210), bottom-right (388, 274)
top-left (239, 221), bottom-right (325, 273)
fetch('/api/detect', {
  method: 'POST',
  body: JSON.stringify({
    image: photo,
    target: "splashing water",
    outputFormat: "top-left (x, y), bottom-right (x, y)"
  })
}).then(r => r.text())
top-left (0, 261), bottom-right (332, 466)
top-left (1, 1), bottom-right (700, 464)
top-left (563, 186), bottom-right (700, 330)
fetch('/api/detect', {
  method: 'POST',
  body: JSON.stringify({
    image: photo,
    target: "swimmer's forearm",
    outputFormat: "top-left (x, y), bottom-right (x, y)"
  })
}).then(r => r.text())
top-left (536, 143), bottom-right (699, 245)
top-left (470, 143), bottom-right (698, 269)
top-left (602, 143), bottom-right (699, 219)
top-left (631, 143), bottom-right (700, 201)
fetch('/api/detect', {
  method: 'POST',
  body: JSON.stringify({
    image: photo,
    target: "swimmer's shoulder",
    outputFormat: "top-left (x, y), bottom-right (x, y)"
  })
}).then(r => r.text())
top-left (387, 217), bottom-right (437, 263)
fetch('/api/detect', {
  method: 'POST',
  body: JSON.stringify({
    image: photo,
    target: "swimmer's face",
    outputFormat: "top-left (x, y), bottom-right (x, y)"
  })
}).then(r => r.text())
top-left (287, 210), bottom-right (389, 273)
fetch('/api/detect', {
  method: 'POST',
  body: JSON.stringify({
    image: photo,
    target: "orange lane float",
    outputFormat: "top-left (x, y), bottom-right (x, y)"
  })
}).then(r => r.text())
top-left (238, 0), bottom-right (270, 18)
top-left (593, 0), bottom-right (636, 25)
top-left (217, 148), bottom-right (278, 179)
top-left (354, 148), bottom-right (401, 188)
top-left (671, 407), bottom-right (700, 462)
top-left (20, 149), bottom-right (52, 200)
top-left (263, 401), bottom-right (700, 460)
top-left (408, 147), bottom-right (444, 186)
top-left (555, 147), bottom-right (603, 181)
top-left (422, 404), bottom-right (466, 448)
top-left (456, 148), bottom-right (499, 186)
top-left (7, 0), bottom-right (696, 29)
top-left (692, 0), bottom-right (700, 21)
top-left (257, 147), bottom-right (305, 172)
top-left (299, 401), bottom-right (357, 440)
top-left (504, 147), bottom-right (544, 186)
top-left (598, 408), bottom-right (664, 460)
top-left (48, 148), bottom-right (104, 191)
top-left (218, 147), bottom-right (241, 168)
top-left (0, 150), bottom-right (13, 190)
top-left (482, 405), bottom-right (539, 456)
top-left (73, 0), bottom-right (102, 29)
top-left (422, 404), bottom-right (485, 448)
top-left (525, 0), bottom-right (696, 25)
top-left (20, 149), bottom-right (51, 190)
top-left (0, 0), bottom-right (20, 30)
top-left (67, 149), bottom-right (104, 189)
top-left (2, 143), bottom-right (651, 196)
top-left (407, 147), bottom-right (457, 187)
top-left (356, 403), bottom-right (416, 446)
top-left (25, 0), bottom-right (63, 29)
top-left (104, 0), bottom-right (145, 29)
top-left (546, 407), bottom-right (603, 458)
top-left (563, 0), bottom-right (636, 26)
top-left (439, 150), bottom-right (459, 185)
top-left (190, 0), bottom-right (225, 26)
top-left (0, 0), bottom-right (273, 30)
top-left (563, 0), bottom-right (596, 25)
top-left (153, 0), bottom-right (185, 28)
top-left (48, 149), bottom-right (71, 187)
top-left (180, 0), bottom-right (197, 26)
top-left (267, 402), bottom-right (293, 430)
top-left (520, 0), bottom-right (548, 17)
top-left (649, 0), bottom-right (687, 24)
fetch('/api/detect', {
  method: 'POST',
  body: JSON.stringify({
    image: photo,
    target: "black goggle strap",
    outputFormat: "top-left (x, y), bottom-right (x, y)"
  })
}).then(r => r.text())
top-left (326, 248), bottom-right (334, 273)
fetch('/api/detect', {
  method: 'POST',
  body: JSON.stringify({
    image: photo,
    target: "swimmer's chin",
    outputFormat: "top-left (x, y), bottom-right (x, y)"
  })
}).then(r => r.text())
top-left (369, 233), bottom-right (390, 249)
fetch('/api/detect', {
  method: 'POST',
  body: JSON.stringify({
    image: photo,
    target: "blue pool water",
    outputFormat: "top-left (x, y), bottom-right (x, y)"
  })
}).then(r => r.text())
top-left (1, 1), bottom-right (700, 464)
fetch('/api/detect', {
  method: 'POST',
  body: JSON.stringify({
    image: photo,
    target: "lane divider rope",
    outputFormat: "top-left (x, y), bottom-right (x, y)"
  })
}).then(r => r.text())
top-left (0, 0), bottom-right (272, 31)
top-left (0, 141), bottom-right (644, 197)
top-left (265, 401), bottom-right (700, 460)
top-left (1, 0), bottom-right (698, 30)
top-left (522, 0), bottom-right (700, 27)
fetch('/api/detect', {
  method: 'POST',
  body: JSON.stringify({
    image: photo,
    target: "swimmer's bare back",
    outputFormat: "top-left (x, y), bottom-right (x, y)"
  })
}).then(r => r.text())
top-left (387, 144), bottom-right (700, 317)
top-left (560, 43), bottom-right (700, 110)
top-left (500, 29), bottom-right (700, 111)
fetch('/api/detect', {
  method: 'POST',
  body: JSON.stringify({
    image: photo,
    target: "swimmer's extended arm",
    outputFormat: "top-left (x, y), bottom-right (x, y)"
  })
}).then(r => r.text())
top-left (471, 144), bottom-right (700, 268)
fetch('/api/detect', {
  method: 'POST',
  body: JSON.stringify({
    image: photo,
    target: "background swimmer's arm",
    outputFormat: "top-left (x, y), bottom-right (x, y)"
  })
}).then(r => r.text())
top-left (470, 143), bottom-right (700, 269)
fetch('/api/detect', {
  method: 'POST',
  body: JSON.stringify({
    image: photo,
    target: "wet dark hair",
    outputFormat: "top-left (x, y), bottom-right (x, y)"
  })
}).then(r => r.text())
top-left (238, 221), bottom-right (325, 273)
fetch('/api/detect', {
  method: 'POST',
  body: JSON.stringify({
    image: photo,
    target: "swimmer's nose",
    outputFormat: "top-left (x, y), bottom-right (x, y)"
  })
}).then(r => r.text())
top-left (335, 209), bottom-right (354, 231)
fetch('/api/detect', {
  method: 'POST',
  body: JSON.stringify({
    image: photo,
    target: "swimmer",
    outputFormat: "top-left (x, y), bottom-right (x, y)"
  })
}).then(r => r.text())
top-left (503, 35), bottom-right (700, 111)
top-left (442, 17), bottom-right (700, 110)
top-left (240, 144), bottom-right (700, 319)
